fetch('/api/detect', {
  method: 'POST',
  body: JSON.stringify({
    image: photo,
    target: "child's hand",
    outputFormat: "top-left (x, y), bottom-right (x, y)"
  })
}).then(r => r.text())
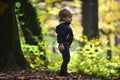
top-left (59, 43), bottom-right (65, 51)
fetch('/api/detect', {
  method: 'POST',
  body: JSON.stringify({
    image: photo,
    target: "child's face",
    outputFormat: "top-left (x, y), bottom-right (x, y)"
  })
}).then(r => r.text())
top-left (62, 15), bottom-right (73, 23)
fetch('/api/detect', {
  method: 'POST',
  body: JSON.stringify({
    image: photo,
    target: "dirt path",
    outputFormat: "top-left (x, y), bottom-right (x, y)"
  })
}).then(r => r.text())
top-left (0, 69), bottom-right (105, 80)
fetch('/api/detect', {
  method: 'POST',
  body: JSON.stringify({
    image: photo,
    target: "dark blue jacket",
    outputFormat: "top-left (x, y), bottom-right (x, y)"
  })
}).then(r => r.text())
top-left (56, 22), bottom-right (73, 45)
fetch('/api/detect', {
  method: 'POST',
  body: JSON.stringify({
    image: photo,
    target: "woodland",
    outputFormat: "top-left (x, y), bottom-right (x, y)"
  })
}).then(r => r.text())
top-left (0, 0), bottom-right (120, 79)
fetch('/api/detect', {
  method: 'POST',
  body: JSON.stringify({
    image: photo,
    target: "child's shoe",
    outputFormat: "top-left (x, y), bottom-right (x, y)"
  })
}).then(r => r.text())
top-left (59, 72), bottom-right (69, 77)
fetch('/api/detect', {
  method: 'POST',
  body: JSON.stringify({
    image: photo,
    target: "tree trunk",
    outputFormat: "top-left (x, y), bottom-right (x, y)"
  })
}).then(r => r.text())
top-left (115, 35), bottom-right (120, 46)
top-left (81, 0), bottom-right (99, 40)
top-left (0, 0), bottom-right (29, 69)
top-left (19, 0), bottom-right (47, 68)
top-left (19, 0), bottom-right (42, 45)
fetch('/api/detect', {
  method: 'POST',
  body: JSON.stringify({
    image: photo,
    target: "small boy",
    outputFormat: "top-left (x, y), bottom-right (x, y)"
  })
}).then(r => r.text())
top-left (55, 8), bottom-right (74, 76)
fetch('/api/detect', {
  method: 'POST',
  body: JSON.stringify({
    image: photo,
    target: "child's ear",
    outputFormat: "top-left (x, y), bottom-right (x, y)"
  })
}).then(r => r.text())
top-left (62, 19), bottom-right (65, 21)
top-left (61, 18), bottom-right (64, 20)
top-left (62, 17), bottom-right (66, 20)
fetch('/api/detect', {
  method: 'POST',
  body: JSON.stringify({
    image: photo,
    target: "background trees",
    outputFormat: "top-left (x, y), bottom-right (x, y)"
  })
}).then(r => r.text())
top-left (19, 0), bottom-right (43, 45)
top-left (0, 0), bottom-right (120, 79)
top-left (81, 0), bottom-right (99, 40)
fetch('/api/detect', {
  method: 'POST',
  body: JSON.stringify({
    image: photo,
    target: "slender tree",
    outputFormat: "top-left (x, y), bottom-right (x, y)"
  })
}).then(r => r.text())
top-left (81, 0), bottom-right (99, 40)
top-left (19, 0), bottom-right (42, 45)
top-left (18, 0), bottom-right (47, 68)
top-left (0, 0), bottom-right (29, 69)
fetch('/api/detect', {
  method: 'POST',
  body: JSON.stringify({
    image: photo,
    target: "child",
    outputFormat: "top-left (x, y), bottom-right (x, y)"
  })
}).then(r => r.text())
top-left (55, 8), bottom-right (74, 76)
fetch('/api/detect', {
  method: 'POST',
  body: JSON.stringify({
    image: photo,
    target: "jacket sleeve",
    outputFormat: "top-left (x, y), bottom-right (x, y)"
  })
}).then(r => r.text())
top-left (56, 26), bottom-right (65, 43)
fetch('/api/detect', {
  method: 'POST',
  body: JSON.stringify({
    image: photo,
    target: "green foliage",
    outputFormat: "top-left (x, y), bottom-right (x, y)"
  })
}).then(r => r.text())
top-left (69, 37), bottom-right (120, 79)
top-left (15, 2), bottom-right (21, 8)
top-left (15, 2), bottom-right (25, 26)
top-left (22, 42), bottom-right (46, 70)
top-left (35, 5), bottom-right (59, 36)
top-left (46, 50), bottom-right (62, 72)
top-left (35, 35), bottom-right (119, 79)
top-left (99, 0), bottom-right (120, 34)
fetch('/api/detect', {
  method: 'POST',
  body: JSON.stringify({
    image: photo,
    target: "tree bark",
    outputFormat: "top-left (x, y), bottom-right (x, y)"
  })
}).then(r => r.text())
top-left (19, 0), bottom-right (42, 45)
top-left (81, 0), bottom-right (99, 40)
top-left (115, 35), bottom-right (120, 46)
top-left (0, 0), bottom-right (29, 69)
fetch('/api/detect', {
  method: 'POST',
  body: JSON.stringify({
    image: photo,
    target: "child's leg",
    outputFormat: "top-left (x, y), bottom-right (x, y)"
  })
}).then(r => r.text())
top-left (59, 43), bottom-right (70, 75)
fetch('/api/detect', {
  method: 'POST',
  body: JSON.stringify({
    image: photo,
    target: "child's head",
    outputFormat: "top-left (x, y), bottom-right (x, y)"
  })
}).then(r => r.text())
top-left (58, 7), bottom-right (74, 23)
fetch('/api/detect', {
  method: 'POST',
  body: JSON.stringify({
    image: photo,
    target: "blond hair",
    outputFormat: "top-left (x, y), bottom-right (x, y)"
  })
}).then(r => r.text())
top-left (59, 7), bottom-right (73, 20)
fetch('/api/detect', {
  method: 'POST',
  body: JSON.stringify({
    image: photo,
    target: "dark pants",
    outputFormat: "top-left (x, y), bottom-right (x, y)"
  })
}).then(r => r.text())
top-left (59, 43), bottom-right (70, 74)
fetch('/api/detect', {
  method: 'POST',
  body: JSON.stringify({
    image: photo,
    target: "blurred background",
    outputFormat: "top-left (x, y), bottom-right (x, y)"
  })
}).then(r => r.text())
top-left (19, 0), bottom-right (120, 78)
top-left (0, 0), bottom-right (119, 79)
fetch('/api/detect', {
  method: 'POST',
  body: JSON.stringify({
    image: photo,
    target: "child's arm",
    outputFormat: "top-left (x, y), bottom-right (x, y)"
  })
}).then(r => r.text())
top-left (56, 26), bottom-right (65, 51)
top-left (56, 26), bottom-right (65, 43)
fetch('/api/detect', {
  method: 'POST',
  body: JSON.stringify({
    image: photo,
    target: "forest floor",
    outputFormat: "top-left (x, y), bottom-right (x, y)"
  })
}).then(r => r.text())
top-left (0, 69), bottom-right (108, 80)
